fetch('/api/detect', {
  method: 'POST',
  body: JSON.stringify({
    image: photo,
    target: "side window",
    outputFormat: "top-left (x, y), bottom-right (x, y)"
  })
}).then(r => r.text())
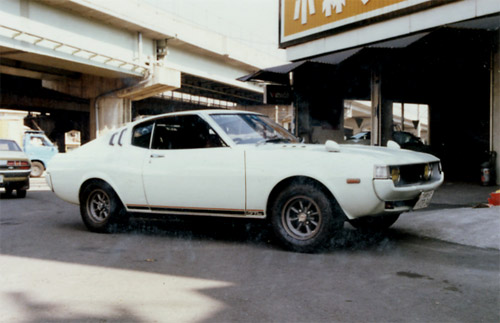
top-left (151, 115), bottom-right (226, 150)
top-left (30, 136), bottom-right (47, 146)
top-left (132, 121), bottom-right (154, 148)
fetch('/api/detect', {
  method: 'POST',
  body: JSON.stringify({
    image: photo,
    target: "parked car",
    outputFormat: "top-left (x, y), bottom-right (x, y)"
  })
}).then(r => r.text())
top-left (0, 122), bottom-right (59, 178)
top-left (46, 110), bottom-right (443, 252)
top-left (346, 131), bottom-right (371, 145)
top-left (347, 131), bottom-right (432, 153)
top-left (0, 139), bottom-right (31, 198)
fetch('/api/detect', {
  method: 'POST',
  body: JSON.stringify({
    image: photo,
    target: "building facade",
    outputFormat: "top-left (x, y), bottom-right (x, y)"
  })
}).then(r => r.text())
top-left (250, 0), bottom-right (500, 183)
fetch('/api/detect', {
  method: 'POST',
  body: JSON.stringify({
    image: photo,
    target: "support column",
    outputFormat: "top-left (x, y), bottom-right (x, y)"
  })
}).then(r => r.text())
top-left (90, 97), bottom-right (132, 139)
top-left (492, 30), bottom-right (500, 184)
top-left (371, 68), bottom-right (382, 146)
top-left (381, 99), bottom-right (393, 146)
top-left (371, 67), bottom-right (393, 146)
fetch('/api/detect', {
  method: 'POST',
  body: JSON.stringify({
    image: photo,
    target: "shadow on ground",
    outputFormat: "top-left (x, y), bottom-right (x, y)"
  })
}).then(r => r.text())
top-left (104, 214), bottom-right (416, 254)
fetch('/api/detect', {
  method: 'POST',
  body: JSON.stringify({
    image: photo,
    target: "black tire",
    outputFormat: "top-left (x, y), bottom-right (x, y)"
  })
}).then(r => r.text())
top-left (348, 214), bottom-right (400, 231)
top-left (5, 188), bottom-right (13, 196)
top-left (17, 189), bottom-right (27, 198)
top-left (270, 182), bottom-right (344, 252)
top-left (79, 181), bottom-right (128, 233)
top-left (30, 161), bottom-right (44, 177)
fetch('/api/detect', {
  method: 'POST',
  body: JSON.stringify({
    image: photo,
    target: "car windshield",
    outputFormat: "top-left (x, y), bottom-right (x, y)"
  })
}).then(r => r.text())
top-left (211, 113), bottom-right (299, 145)
top-left (0, 139), bottom-right (22, 151)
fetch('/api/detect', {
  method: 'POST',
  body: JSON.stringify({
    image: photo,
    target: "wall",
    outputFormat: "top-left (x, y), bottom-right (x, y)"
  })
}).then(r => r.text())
top-left (0, 109), bottom-right (27, 147)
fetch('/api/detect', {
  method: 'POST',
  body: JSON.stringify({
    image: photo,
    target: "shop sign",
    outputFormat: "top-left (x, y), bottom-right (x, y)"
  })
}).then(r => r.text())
top-left (265, 85), bottom-right (292, 105)
top-left (280, 0), bottom-right (448, 46)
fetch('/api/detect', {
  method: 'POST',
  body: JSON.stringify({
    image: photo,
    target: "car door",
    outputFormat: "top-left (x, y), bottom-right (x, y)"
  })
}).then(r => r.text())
top-left (142, 114), bottom-right (246, 216)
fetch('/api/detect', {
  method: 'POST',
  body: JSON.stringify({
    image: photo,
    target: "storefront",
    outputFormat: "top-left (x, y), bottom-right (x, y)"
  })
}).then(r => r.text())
top-left (242, 0), bottom-right (500, 183)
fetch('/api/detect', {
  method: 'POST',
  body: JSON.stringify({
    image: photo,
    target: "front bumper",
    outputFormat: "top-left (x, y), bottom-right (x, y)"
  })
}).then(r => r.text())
top-left (371, 173), bottom-right (444, 213)
top-left (373, 174), bottom-right (444, 202)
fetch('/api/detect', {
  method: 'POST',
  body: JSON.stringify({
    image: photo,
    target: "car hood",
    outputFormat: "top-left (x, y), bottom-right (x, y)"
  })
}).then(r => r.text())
top-left (244, 142), bottom-right (439, 165)
top-left (338, 144), bottom-right (439, 164)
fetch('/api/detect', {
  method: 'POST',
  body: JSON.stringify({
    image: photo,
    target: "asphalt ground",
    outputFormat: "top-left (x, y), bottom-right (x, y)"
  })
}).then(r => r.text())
top-left (28, 176), bottom-right (500, 251)
top-left (1, 177), bottom-right (499, 322)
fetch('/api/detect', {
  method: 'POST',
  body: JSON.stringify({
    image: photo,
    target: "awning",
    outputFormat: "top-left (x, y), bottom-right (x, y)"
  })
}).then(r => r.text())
top-left (309, 47), bottom-right (363, 65)
top-left (237, 61), bottom-right (307, 84)
top-left (236, 49), bottom-right (359, 84)
top-left (238, 32), bottom-right (429, 84)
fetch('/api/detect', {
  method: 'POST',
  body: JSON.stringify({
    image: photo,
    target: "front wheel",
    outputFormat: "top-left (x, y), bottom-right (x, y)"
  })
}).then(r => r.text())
top-left (271, 183), bottom-right (343, 252)
top-left (80, 181), bottom-right (127, 233)
top-left (348, 214), bottom-right (400, 231)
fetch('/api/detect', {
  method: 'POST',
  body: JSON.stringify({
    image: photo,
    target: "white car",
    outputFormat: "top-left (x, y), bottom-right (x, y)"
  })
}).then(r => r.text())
top-left (46, 110), bottom-right (443, 252)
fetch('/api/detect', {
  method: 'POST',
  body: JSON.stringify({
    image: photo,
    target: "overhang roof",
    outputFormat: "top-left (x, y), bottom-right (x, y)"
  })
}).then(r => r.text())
top-left (238, 32), bottom-right (429, 84)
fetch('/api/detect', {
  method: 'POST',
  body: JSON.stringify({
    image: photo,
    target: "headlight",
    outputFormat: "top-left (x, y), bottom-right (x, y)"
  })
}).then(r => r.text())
top-left (391, 167), bottom-right (401, 184)
top-left (374, 165), bottom-right (390, 179)
top-left (423, 164), bottom-right (433, 181)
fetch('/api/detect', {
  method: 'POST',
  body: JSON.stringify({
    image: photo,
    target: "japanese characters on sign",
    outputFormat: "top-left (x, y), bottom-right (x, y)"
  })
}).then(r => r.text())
top-left (280, 0), bottom-right (440, 46)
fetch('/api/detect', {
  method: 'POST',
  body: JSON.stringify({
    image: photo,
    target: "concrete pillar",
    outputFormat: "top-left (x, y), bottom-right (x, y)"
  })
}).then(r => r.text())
top-left (381, 99), bottom-right (394, 146)
top-left (492, 30), bottom-right (500, 185)
top-left (371, 68), bottom-right (382, 146)
top-left (90, 97), bottom-right (132, 139)
top-left (371, 67), bottom-right (394, 146)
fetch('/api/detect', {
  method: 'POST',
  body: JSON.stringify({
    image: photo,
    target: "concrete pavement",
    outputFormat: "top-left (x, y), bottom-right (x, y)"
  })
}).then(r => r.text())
top-left (395, 206), bottom-right (500, 250)
top-left (394, 181), bottom-right (500, 250)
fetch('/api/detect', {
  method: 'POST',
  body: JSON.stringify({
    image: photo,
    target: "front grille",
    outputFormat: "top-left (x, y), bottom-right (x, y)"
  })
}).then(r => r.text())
top-left (391, 162), bottom-right (441, 187)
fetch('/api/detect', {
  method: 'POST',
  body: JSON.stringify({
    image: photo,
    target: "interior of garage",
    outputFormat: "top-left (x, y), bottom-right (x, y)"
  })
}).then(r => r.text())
top-left (243, 27), bottom-right (497, 182)
top-left (341, 28), bottom-right (494, 181)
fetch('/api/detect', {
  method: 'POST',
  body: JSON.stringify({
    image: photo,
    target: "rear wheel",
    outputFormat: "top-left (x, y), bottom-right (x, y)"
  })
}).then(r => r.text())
top-left (271, 183), bottom-right (343, 252)
top-left (80, 181), bottom-right (128, 233)
top-left (30, 161), bottom-right (44, 177)
top-left (348, 214), bottom-right (400, 231)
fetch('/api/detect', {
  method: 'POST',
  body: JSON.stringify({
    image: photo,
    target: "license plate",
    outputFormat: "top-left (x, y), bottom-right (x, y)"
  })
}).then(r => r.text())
top-left (414, 190), bottom-right (434, 210)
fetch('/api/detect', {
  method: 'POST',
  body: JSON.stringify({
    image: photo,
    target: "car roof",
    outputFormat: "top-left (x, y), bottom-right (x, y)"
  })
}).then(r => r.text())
top-left (131, 109), bottom-right (262, 126)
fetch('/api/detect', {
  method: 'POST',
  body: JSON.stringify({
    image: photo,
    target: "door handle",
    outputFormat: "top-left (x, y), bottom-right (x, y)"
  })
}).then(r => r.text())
top-left (150, 154), bottom-right (165, 158)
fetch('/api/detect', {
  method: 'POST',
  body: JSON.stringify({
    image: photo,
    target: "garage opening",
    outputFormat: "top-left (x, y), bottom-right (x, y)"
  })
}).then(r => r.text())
top-left (344, 100), bottom-right (430, 150)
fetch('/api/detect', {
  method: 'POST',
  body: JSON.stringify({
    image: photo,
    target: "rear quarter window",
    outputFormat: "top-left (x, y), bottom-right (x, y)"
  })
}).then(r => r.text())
top-left (132, 121), bottom-right (154, 148)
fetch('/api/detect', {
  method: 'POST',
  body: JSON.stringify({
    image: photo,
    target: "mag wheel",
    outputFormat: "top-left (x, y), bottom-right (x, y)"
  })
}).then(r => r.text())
top-left (80, 181), bottom-right (127, 233)
top-left (271, 182), bottom-right (343, 252)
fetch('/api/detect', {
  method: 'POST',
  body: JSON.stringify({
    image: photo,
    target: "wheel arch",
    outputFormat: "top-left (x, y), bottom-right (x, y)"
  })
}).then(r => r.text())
top-left (30, 159), bottom-right (46, 168)
top-left (78, 178), bottom-right (124, 207)
top-left (265, 176), bottom-right (346, 220)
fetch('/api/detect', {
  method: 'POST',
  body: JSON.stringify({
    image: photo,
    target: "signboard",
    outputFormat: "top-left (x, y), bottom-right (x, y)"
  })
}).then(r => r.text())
top-left (264, 85), bottom-right (292, 105)
top-left (280, 0), bottom-right (448, 47)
